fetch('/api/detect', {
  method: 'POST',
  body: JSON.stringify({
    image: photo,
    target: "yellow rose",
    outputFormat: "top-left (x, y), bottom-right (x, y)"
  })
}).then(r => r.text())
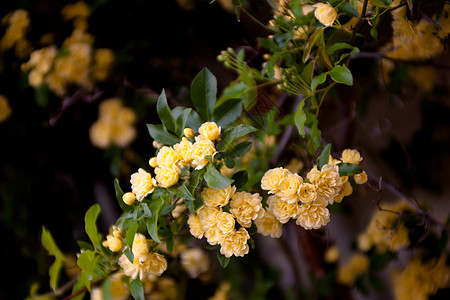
top-left (105, 234), bottom-right (122, 252)
top-left (173, 137), bottom-right (194, 166)
top-left (187, 214), bottom-right (205, 239)
top-left (254, 209), bottom-right (282, 238)
top-left (277, 172), bottom-right (303, 203)
top-left (191, 135), bottom-right (217, 169)
top-left (197, 205), bottom-right (220, 231)
top-left (298, 183), bottom-right (317, 204)
top-left (130, 168), bottom-right (157, 201)
top-left (145, 252), bottom-right (167, 277)
top-left (155, 166), bottom-right (180, 188)
top-left (122, 192), bottom-right (136, 205)
top-left (205, 226), bottom-right (225, 246)
top-left (296, 202), bottom-right (330, 230)
top-left (261, 167), bottom-right (288, 194)
top-left (334, 180), bottom-right (353, 203)
top-left (156, 146), bottom-right (181, 167)
top-left (219, 228), bottom-right (250, 258)
top-left (341, 149), bottom-right (363, 164)
top-left (313, 3), bottom-right (338, 27)
top-left (229, 191), bottom-right (263, 228)
top-left (307, 164), bottom-right (342, 204)
top-left (132, 233), bottom-right (149, 258)
top-left (180, 248), bottom-right (210, 278)
top-left (354, 171), bottom-right (368, 184)
top-left (266, 195), bottom-right (299, 224)
top-left (201, 185), bottom-right (236, 207)
top-left (198, 121), bottom-right (221, 140)
top-left (216, 211), bottom-right (235, 234)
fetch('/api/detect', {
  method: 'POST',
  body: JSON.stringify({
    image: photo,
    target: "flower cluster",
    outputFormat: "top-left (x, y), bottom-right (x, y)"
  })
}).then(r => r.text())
top-left (89, 98), bottom-right (137, 149)
top-left (20, 1), bottom-right (114, 96)
top-left (117, 233), bottom-right (168, 281)
top-left (0, 9), bottom-right (32, 59)
top-left (391, 253), bottom-right (450, 300)
top-left (102, 226), bottom-right (124, 252)
top-left (261, 149), bottom-right (367, 230)
top-left (357, 200), bottom-right (413, 253)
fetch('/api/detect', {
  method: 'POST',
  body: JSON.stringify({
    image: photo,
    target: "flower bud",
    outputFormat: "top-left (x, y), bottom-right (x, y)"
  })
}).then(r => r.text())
top-left (184, 127), bottom-right (195, 138)
top-left (122, 192), bottom-right (136, 205)
top-left (313, 3), bottom-right (337, 27)
top-left (198, 122), bottom-right (221, 140)
top-left (149, 157), bottom-right (158, 168)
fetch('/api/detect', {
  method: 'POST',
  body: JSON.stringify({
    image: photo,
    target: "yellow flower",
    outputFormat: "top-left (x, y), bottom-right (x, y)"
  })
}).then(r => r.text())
top-left (156, 146), bottom-right (181, 168)
top-left (0, 95), bottom-right (12, 122)
top-left (254, 208), bottom-right (282, 238)
top-left (173, 137), bottom-right (194, 166)
top-left (295, 202), bottom-right (330, 230)
top-left (216, 211), bottom-right (235, 234)
top-left (307, 164), bottom-right (342, 204)
top-left (199, 121), bottom-right (221, 140)
top-left (324, 246), bottom-right (340, 264)
top-left (337, 253), bottom-right (370, 285)
top-left (277, 172), bottom-right (302, 203)
top-left (109, 272), bottom-right (129, 300)
top-left (191, 135), bottom-right (217, 169)
top-left (229, 191), bottom-right (263, 228)
top-left (341, 149), bottom-right (363, 164)
top-left (130, 168), bottom-right (157, 201)
top-left (219, 228), bottom-right (250, 258)
top-left (183, 127), bottom-right (195, 138)
top-left (180, 247), bottom-right (210, 278)
top-left (334, 178), bottom-right (353, 203)
top-left (298, 183), bottom-right (317, 204)
top-left (261, 167), bottom-right (288, 194)
top-left (155, 166), bottom-right (180, 188)
top-left (61, 1), bottom-right (91, 20)
top-left (122, 192), bottom-right (136, 205)
top-left (197, 205), bottom-right (221, 231)
top-left (354, 171), bottom-right (368, 184)
top-left (132, 233), bottom-right (149, 258)
top-left (89, 120), bottom-right (112, 149)
top-left (208, 281), bottom-right (231, 300)
top-left (145, 252), bottom-right (168, 277)
top-left (266, 195), bottom-right (299, 224)
top-left (102, 234), bottom-right (122, 252)
top-left (205, 226), bottom-right (226, 246)
top-left (201, 185), bottom-right (236, 208)
top-left (149, 157), bottom-right (158, 168)
top-left (313, 3), bottom-right (337, 27)
top-left (187, 214), bottom-right (205, 239)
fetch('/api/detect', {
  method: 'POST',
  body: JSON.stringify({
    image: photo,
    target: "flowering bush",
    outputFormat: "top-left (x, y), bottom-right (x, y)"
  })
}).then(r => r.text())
top-left (1, 0), bottom-right (449, 300)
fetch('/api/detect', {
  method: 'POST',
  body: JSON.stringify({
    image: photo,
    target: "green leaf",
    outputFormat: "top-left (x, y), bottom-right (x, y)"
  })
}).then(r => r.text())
top-left (303, 27), bottom-right (323, 63)
top-left (326, 43), bottom-right (354, 56)
top-left (204, 163), bottom-right (234, 189)
top-left (77, 250), bottom-right (96, 292)
top-left (147, 124), bottom-right (180, 146)
top-left (85, 204), bottom-right (101, 250)
top-left (232, 170), bottom-right (248, 189)
top-left (218, 82), bottom-right (248, 103)
top-left (167, 183), bottom-right (195, 201)
top-left (146, 198), bottom-right (164, 243)
top-left (126, 220), bottom-right (139, 247)
top-left (339, 1), bottom-right (359, 17)
top-left (159, 204), bottom-right (176, 216)
top-left (157, 89), bottom-right (176, 134)
top-left (141, 202), bottom-right (152, 219)
top-left (300, 60), bottom-right (315, 85)
top-left (370, 26), bottom-right (378, 40)
top-left (41, 226), bottom-right (65, 292)
top-left (294, 100), bottom-right (306, 137)
top-left (316, 144), bottom-right (331, 170)
top-left (311, 73), bottom-right (328, 92)
top-left (212, 98), bottom-right (243, 127)
top-left (130, 279), bottom-right (145, 300)
top-left (191, 67), bottom-right (217, 121)
top-left (337, 163), bottom-right (363, 176)
top-left (218, 124), bottom-right (257, 150)
top-left (217, 251), bottom-right (231, 268)
top-left (329, 64), bottom-right (353, 86)
top-left (228, 141), bottom-right (253, 158)
top-left (186, 168), bottom-right (205, 193)
top-left (114, 179), bottom-right (132, 212)
top-left (174, 107), bottom-right (192, 137)
top-left (184, 109), bottom-right (203, 132)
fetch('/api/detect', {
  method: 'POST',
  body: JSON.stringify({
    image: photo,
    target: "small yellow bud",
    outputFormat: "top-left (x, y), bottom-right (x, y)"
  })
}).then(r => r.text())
top-left (198, 122), bottom-right (221, 140)
top-left (122, 192), bottom-right (136, 205)
top-left (149, 157), bottom-right (158, 168)
top-left (354, 171), bottom-right (368, 185)
top-left (184, 127), bottom-right (195, 138)
top-left (313, 3), bottom-right (337, 27)
top-left (106, 235), bottom-right (122, 252)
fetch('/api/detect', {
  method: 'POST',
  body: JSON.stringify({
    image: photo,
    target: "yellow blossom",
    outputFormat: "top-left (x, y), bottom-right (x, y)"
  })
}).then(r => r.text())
top-left (216, 211), bottom-right (235, 234)
top-left (297, 183), bottom-right (317, 204)
top-left (130, 168), bottom-right (157, 201)
top-left (199, 121), bottom-right (221, 140)
top-left (61, 1), bottom-right (90, 20)
top-left (173, 137), bottom-right (194, 166)
top-left (201, 185), bottom-right (236, 208)
top-left (155, 166), bottom-right (180, 188)
top-left (197, 205), bottom-right (221, 231)
top-left (307, 164), bottom-right (342, 204)
top-left (313, 3), bottom-right (337, 27)
top-left (191, 135), bottom-right (217, 169)
top-left (205, 226), bottom-right (226, 246)
top-left (261, 167), bottom-right (289, 194)
top-left (337, 253), bottom-right (370, 285)
top-left (180, 248), bottom-right (210, 278)
top-left (229, 191), bottom-right (263, 228)
top-left (277, 171), bottom-right (302, 203)
top-left (324, 246), bottom-right (340, 264)
top-left (295, 202), bottom-right (330, 230)
top-left (122, 192), bottom-right (136, 206)
top-left (132, 233), bottom-right (149, 258)
top-left (187, 214), bottom-right (205, 239)
top-left (341, 149), bottom-right (363, 164)
top-left (183, 127), bottom-right (195, 138)
top-left (109, 272), bottom-right (129, 300)
top-left (354, 171), bottom-right (368, 184)
top-left (219, 227), bottom-right (250, 258)
top-left (102, 234), bottom-right (122, 252)
top-left (0, 95), bottom-right (12, 122)
top-left (266, 194), bottom-right (299, 224)
top-left (334, 179), bottom-right (353, 203)
top-left (149, 157), bottom-right (158, 168)
top-left (208, 281), bottom-right (231, 300)
top-left (254, 208), bottom-right (283, 238)
top-left (156, 146), bottom-right (181, 168)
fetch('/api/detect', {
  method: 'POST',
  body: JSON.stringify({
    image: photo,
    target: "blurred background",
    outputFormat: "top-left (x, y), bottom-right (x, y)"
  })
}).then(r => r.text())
top-left (1, 0), bottom-right (449, 299)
